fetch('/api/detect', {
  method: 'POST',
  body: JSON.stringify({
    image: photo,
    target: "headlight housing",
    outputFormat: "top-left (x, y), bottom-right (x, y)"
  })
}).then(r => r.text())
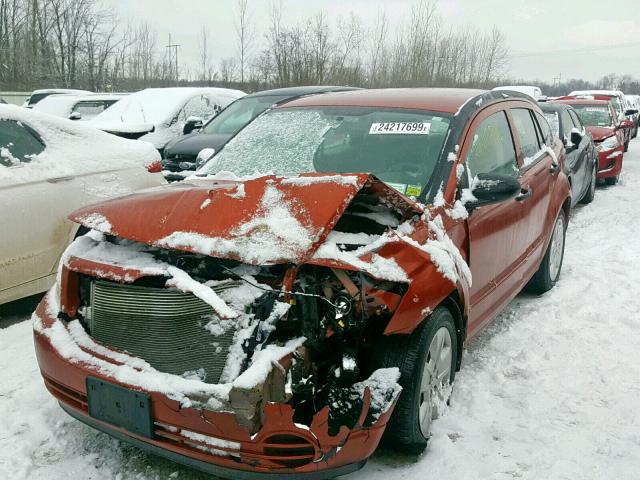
top-left (597, 135), bottom-right (619, 151)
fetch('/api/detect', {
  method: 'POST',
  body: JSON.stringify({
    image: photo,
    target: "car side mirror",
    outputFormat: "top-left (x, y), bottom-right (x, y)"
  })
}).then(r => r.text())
top-left (183, 116), bottom-right (203, 135)
top-left (466, 173), bottom-right (521, 209)
top-left (570, 130), bottom-right (583, 146)
top-left (196, 147), bottom-right (216, 169)
top-left (625, 108), bottom-right (638, 116)
top-left (69, 111), bottom-right (82, 121)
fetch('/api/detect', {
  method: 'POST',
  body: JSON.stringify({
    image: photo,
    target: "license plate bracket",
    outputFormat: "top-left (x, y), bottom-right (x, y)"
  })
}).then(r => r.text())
top-left (86, 377), bottom-right (153, 438)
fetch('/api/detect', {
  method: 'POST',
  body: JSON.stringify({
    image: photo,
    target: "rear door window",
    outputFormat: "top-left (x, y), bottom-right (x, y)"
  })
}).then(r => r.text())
top-left (534, 112), bottom-right (553, 146)
top-left (511, 108), bottom-right (541, 162)
top-left (567, 110), bottom-right (584, 132)
top-left (0, 119), bottom-right (45, 166)
top-left (466, 111), bottom-right (518, 177)
top-left (559, 110), bottom-right (574, 143)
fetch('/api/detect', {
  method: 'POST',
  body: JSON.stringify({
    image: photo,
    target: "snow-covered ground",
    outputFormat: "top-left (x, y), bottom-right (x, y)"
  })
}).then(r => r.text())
top-left (2, 142), bottom-right (640, 479)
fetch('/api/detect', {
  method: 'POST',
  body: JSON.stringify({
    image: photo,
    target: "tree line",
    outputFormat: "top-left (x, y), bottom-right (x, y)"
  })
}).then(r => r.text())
top-left (1, 0), bottom-right (638, 95)
top-left (0, 0), bottom-right (511, 92)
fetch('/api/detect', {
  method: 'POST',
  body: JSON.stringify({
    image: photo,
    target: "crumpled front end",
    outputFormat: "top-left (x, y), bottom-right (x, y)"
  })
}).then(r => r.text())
top-left (34, 231), bottom-right (408, 477)
top-left (33, 173), bottom-right (472, 478)
top-left (34, 291), bottom-right (396, 478)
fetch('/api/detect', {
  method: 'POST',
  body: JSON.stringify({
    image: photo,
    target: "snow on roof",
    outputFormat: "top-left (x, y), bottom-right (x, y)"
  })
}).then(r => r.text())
top-left (0, 104), bottom-right (159, 184)
top-left (90, 87), bottom-right (245, 128)
top-left (569, 90), bottom-right (624, 98)
top-left (30, 88), bottom-right (91, 95)
top-left (32, 93), bottom-right (127, 118)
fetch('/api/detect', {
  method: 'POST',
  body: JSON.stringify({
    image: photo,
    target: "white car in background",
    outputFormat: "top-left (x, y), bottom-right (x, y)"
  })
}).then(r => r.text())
top-left (32, 93), bottom-right (128, 121)
top-left (22, 88), bottom-right (92, 108)
top-left (493, 85), bottom-right (544, 100)
top-left (89, 87), bottom-right (246, 153)
top-left (0, 104), bottom-right (166, 305)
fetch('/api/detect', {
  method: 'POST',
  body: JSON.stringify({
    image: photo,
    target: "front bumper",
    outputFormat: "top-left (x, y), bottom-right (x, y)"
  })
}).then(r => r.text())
top-left (33, 295), bottom-right (393, 480)
top-left (596, 147), bottom-right (624, 179)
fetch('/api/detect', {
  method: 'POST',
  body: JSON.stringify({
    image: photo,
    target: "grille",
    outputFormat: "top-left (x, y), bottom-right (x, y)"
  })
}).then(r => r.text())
top-left (262, 434), bottom-right (316, 468)
top-left (89, 280), bottom-right (240, 384)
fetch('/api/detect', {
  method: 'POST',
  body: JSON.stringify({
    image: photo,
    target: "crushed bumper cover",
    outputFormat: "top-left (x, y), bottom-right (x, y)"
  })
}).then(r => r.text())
top-left (33, 297), bottom-right (396, 480)
top-left (597, 147), bottom-right (623, 179)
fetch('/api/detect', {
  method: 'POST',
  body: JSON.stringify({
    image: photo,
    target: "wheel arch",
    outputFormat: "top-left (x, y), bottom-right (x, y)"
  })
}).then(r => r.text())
top-left (441, 292), bottom-right (465, 371)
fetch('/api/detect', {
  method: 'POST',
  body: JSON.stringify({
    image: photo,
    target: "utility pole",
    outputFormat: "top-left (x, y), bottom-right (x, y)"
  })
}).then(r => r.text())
top-left (165, 34), bottom-right (181, 85)
top-left (552, 73), bottom-right (562, 88)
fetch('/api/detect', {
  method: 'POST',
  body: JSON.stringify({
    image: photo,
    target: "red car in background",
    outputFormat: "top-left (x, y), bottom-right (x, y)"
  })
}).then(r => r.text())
top-left (564, 91), bottom-right (637, 151)
top-left (554, 99), bottom-right (626, 185)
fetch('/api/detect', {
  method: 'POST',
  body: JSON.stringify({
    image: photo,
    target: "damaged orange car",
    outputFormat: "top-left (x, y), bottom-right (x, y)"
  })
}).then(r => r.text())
top-left (33, 88), bottom-right (571, 479)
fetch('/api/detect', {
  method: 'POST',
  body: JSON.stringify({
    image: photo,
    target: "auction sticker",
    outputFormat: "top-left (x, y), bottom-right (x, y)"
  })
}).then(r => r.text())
top-left (369, 122), bottom-right (431, 134)
top-left (386, 182), bottom-right (407, 194)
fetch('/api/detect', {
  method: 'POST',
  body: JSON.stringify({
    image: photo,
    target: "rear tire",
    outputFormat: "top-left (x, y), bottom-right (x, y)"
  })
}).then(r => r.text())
top-left (580, 162), bottom-right (596, 205)
top-left (527, 209), bottom-right (566, 293)
top-left (624, 139), bottom-right (629, 152)
top-left (371, 307), bottom-right (458, 453)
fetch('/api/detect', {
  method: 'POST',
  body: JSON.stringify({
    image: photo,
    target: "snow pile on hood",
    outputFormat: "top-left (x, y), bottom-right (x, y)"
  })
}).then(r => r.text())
top-left (159, 183), bottom-right (315, 264)
top-left (0, 104), bottom-right (159, 184)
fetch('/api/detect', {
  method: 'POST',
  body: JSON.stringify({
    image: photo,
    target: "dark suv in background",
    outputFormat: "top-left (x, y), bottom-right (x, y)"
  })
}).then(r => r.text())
top-left (161, 85), bottom-right (359, 180)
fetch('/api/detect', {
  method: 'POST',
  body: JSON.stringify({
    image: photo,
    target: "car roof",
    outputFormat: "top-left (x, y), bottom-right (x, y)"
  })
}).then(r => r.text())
top-left (569, 90), bottom-right (623, 98)
top-left (539, 102), bottom-right (572, 112)
top-left (245, 85), bottom-right (360, 98)
top-left (277, 88), bottom-right (495, 114)
top-left (553, 99), bottom-right (611, 107)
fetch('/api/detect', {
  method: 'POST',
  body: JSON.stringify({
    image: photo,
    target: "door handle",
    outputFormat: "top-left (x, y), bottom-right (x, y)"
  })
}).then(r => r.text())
top-left (47, 176), bottom-right (74, 183)
top-left (516, 188), bottom-right (533, 202)
top-left (550, 163), bottom-right (560, 174)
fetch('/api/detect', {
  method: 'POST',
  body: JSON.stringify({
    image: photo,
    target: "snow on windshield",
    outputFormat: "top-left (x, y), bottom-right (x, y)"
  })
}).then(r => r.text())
top-left (206, 110), bottom-right (340, 176)
top-left (203, 107), bottom-right (451, 191)
top-left (572, 106), bottom-right (612, 127)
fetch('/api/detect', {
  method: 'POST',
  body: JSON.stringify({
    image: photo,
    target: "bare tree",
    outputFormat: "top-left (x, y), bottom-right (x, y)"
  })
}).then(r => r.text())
top-left (235, 0), bottom-right (254, 84)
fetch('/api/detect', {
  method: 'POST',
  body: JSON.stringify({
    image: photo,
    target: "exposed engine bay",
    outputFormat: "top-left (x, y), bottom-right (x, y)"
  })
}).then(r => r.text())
top-left (65, 230), bottom-right (407, 436)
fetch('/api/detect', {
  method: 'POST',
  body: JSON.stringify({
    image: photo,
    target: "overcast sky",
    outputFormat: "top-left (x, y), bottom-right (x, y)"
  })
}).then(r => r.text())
top-left (105, 0), bottom-right (640, 83)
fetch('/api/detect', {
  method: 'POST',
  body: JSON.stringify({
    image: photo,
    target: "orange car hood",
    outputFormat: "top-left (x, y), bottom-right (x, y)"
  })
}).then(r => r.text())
top-left (70, 173), bottom-right (422, 265)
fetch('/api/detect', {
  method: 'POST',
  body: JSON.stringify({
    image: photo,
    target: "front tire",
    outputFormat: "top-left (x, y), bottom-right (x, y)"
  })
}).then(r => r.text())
top-left (372, 306), bottom-right (458, 453)
top-left (527, 209), bottom-right (566, 293)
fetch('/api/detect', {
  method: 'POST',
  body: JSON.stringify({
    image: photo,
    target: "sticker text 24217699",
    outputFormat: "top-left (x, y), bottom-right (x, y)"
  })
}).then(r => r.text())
top-left (369, 122), bottom-right (431, 135)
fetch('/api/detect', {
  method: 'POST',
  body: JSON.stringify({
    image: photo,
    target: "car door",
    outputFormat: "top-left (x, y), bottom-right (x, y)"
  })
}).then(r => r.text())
top-left (567, 108), bottom-right (592, 202)
top-left (461, 108), bottom-right (530, 335)
top-left (558, 108), bottom-right (584, 202)
top-left (0, 119), bottom-right (82, 303)
top-left (509, 107), bottom-right (556, 277)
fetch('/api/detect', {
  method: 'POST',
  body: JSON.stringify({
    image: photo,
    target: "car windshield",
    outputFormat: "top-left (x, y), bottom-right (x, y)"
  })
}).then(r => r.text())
top-left (202, 95), bottom-right (283, 135)
top-left (571, 105), bottom-right (612, 127)
top-left (202, 106), bottom-right (451, 194)
top-left (544, 112), bottom-right (560, 136)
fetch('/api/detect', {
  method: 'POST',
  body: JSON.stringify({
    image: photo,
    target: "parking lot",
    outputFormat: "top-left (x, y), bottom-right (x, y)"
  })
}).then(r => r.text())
top-left (1, 141), bottom-right (638, 480)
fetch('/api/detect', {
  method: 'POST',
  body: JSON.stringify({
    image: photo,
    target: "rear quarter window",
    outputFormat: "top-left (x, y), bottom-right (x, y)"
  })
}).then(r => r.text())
top-left (0, 119), bottom-right (45, 166)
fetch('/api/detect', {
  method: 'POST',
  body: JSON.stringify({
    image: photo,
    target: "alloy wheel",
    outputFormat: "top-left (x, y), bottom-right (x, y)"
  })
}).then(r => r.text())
top-left (419, 327), bottom-right (452, 438)
top-left (549, 214), bottom-right (565, 282)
